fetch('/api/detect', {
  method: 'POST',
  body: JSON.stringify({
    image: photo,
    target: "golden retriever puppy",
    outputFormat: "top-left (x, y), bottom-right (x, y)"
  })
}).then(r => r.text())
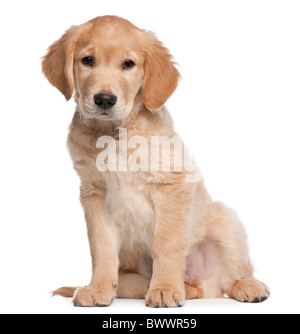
top-left (43, 16), bottom-right (269, 307)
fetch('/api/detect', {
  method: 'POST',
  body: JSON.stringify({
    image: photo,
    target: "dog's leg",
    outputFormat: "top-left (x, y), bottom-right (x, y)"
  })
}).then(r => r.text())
top-left (72, 188), bottom-right (119, 307)
top-left (184, 284), bottom-right (203, 300)
top-left (117, 272), bottom-right (149, 299)
top-left (204, 202), bottom-right (270, 303)
top-left (52, 275), bottom-right (202, 301)
top-left (145, 181), bottom-right (192, 308)
top-left (118, 273), bottom-right (203, 301)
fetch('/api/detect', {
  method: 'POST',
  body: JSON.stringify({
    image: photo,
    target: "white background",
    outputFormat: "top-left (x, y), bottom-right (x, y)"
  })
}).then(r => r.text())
top-left (0, 0), bottom-right (299, 314)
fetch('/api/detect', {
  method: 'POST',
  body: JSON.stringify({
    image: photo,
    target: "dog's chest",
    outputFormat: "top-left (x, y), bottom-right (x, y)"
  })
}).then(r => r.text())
top-left (104, 172), bottom-right (155, 261)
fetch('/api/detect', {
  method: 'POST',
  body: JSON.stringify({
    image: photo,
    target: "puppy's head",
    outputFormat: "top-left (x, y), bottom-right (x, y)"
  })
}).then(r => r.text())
top-left (42, 16), bottom-right (180, 121)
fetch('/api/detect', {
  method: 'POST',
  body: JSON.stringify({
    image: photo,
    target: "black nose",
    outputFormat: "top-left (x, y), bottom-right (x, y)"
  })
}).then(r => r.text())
top-left (94, 93), bottom-right (117, 110)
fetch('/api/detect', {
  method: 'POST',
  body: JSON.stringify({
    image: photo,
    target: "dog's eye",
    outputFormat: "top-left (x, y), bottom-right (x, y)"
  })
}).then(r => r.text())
top-left (123, 60), bottom-right (135, 70)
top-left (81, 56), bottom-right (94, 66)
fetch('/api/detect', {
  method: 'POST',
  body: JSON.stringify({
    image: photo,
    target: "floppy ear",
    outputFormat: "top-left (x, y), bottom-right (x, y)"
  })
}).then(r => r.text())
top-left (42, 26), bottom-right (78, 100)
top-left (142, 32), bottom-right (180, 111)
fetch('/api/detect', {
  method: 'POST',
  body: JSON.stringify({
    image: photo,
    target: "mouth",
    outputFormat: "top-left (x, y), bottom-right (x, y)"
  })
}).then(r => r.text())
top-left (84, 108), bottom-right (117, 121)
top-left (81, 100), bottom-right (122, 121)
top-left (82, 105), bottom-right (113, 118)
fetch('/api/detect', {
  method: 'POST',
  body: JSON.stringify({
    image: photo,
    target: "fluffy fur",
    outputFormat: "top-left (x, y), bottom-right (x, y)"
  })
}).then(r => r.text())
top-left (43, 16), bottom-right (269, 307)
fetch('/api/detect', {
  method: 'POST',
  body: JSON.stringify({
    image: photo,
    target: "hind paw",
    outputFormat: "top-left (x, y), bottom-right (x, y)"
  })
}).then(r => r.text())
top-left (226, 278), bottom-right (270, 303)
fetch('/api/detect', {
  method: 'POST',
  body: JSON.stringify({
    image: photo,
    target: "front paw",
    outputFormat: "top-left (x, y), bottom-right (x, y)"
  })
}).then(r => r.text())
top-left (73, 285), bottom-right (117, 307)
top-left (145, 284), bottom-right (185, 308)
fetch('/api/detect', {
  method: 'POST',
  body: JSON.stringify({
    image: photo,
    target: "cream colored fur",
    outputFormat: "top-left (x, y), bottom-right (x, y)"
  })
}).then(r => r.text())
top-left (43, 16), bottom-right (269, 307)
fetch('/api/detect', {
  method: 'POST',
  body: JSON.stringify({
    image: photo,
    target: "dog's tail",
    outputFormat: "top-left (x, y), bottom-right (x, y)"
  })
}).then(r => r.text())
top-left (52, 286), bottom-right (77, 297)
